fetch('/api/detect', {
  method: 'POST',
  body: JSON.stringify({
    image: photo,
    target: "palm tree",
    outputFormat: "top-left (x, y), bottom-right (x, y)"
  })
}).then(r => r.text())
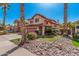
top-left (19, 3), bottom-right (26, 46)
top-left (63, 3), bottom-right (68, 34)
top-left (0, 3), bottom-right (9, 29)
top-left (67, 22), bottom-right (73, 29)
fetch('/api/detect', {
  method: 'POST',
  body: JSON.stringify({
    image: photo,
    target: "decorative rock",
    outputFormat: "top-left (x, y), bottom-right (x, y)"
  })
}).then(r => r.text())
top-left (23, 38), bottom-right (79, 56)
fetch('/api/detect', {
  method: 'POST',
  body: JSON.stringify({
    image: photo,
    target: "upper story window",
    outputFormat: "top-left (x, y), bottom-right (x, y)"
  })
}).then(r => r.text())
top-left (35, 18), bottom-right (39, 23)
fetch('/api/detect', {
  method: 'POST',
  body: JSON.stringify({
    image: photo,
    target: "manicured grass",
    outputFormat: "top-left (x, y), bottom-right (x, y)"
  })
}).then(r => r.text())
top-left (72, 40), bottom-right (79, 47)
top-left (39, 35), bottom-right (61, 42)
top-left (10, 38), bottom-right (21, 45)
top-left (10, 35), bottom-right (62, 45)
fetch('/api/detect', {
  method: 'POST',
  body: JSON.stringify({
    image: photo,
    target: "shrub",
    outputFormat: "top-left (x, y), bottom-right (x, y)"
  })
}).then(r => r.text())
top-left (45, 26), bottom-right (53, 35)
top-left (73, 33), bottom-right (79, 42)
top-left (51, 29), bottom-right (59, 36)
top-left (9, 30), bottom-right (14, 33)
top-left (0, 30), bottom-right (6, 35)
top-left (26, 32), bottom-right (37, 40)
top-left (73, 33), bottom-right (79, 39)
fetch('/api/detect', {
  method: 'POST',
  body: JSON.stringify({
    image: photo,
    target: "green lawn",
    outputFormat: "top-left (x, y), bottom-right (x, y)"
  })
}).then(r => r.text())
top-left (10, 38), bottom-right (21, 45)
top-left (39, 35), bottom-right (61, 42)
top-left (10, 35), bottom-right (62, 45)
top-left (72, 40), bottom-right (79, 47)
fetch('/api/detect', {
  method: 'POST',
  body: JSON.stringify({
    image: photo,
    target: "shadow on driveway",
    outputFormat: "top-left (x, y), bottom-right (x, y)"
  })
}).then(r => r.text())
top-left (1, 46), bottom-right (21, 56)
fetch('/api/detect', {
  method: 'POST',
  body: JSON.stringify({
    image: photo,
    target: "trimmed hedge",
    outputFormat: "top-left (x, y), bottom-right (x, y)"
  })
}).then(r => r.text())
top-left (73, 33), bottom-right (79, 42)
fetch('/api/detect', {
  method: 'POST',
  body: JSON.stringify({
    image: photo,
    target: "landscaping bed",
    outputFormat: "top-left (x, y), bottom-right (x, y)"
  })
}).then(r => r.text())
top-left (10, 38), bottom-right (21, 45)
top-left (38, 35), bottom-right (61, 42)
top-left (22, 38), bottom-right (79, 56)
top-left (10, 36), bottom-right (79, 56)
top-left (10, 35), bottom-right (60, 45)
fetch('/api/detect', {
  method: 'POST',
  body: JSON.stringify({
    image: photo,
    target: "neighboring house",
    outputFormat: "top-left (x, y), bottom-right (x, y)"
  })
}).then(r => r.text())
top-left (14, 19), bottom-right (28, 32)
top-left (5, 25), bottom-right (11, 32)
top-left (14, 14), bottom-right (59, 35)
top-left (14, 20), bottom-right (21, 32)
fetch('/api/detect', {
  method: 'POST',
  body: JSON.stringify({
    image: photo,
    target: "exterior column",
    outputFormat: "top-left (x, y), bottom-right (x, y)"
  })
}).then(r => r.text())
top-left (42, 26), bottom-right (45, 35)
top-left (26, 27), bottom-right (27, 33)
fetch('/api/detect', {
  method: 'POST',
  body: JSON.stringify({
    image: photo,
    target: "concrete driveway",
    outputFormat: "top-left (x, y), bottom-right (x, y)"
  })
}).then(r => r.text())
top-left (0, 33), bottom-right (21, 41)
top-left (0, 34), bottom-right (21, 55)
top-left (0, 33), bottom-right (35, 56)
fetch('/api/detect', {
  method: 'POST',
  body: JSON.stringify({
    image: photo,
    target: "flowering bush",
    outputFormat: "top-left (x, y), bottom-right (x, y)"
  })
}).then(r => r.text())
top-left (27, 32), bottom-right (37, 40)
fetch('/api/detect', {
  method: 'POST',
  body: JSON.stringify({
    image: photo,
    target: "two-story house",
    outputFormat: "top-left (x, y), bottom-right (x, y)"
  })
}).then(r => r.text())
top-left (25, 14), bottom-right (59, 35)
top-left (14, 14), bottom-right (59, 35)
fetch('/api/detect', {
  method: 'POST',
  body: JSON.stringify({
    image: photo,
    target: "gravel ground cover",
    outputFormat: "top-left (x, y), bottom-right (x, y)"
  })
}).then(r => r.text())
top-left (23, 38), bottom-right (79, 56)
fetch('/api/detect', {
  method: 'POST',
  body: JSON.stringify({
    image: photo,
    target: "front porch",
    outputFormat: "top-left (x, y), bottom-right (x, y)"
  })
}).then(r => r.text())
top-left (26, 24), bottom-right (59, 36)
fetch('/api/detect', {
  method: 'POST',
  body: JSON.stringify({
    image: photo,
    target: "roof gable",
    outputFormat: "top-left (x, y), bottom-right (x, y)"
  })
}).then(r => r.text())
top-left (32, 14), bottom-right (57, 22)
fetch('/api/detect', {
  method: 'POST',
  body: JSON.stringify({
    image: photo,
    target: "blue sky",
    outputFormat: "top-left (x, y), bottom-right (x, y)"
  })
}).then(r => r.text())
top-left (0, 3), bottom-right (79, 25)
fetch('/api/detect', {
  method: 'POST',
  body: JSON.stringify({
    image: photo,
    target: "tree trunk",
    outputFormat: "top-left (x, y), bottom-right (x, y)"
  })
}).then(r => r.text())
top-left (64, 3), bottom-right (68, 35)
top-left (19, 3), bottom-right (26, 46)
top-left (3, 4), bottom-right (6, 29)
